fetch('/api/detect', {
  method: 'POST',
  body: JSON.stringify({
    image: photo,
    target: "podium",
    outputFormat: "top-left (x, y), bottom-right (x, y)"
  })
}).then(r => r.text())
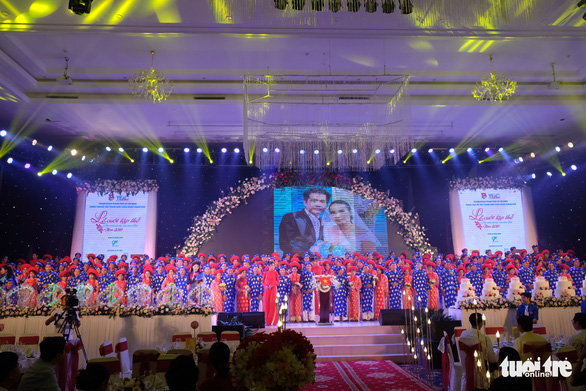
top-left (317, 290), bottom-right (332, 325)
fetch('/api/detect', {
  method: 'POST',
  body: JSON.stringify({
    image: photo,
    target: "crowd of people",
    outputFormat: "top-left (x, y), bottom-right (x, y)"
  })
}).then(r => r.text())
top-left (0, 245), bottom-right (584, 326)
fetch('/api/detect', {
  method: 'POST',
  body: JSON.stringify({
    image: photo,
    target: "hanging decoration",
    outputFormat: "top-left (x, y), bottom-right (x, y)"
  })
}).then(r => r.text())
top-left (472, 55), bottom-right (517, 102)
top-left (76, 179), bottom-right (158, 196)
top-left (129, 51), bottom-right (173, 103)
top-left (449, 176), bottom-right (524, 191)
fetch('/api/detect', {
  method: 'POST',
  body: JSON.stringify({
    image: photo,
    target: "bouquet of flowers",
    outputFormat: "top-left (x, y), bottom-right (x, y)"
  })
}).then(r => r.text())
top-left (232, 330), bottom-right (316, 391)
top-left (404, 282), bottom-right (412, 289)
top-left (220, 283), bottom-right (227, 291)
top-left (245, 285), bottom-right (251, 297)
top-left (116, 377), bottom-right (145, 391)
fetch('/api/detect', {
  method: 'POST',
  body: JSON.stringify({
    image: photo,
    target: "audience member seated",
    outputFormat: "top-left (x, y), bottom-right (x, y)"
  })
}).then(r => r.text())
top-left (571, 343), bottom-right (586, 387)
top-left (165, 355), bottom-right (198, 391)
top-left (567, 312), bottom-right (586, 350)
top-left (17, 336), bottom-right (65, 391)
top-left (488, 347), bottom-right (532, 391)
top-left (459, 313), bottom-right (497, 365)
top-left (198, 342), bottom-right (236, 391)
top-left (513, 315), bottom-right (547, 361)
top-left (0, 351), bottom-right (21, 391)
top-left (516, 293), bottom-right (538, 323)
top-left (76, 364), bottom-right (110, 391)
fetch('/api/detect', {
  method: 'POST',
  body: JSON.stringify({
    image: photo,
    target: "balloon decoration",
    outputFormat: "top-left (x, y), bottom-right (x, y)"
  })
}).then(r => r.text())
top-left (8, 285), bottom-right (34, 307)
top-left (76, 283), bottom-right (94, 307)
top-left (187, 284), bottom-right (213, 307)
top-left (0, 289), bottom-right (6, 306)
top-left (127, 283), bottom-right (153, 307)
top-left (37, 284), bottom-right (65, 307)
top-left (155, 284), bottom-right (183, 306)
top-left (96, 284), bottom-right (124, 307)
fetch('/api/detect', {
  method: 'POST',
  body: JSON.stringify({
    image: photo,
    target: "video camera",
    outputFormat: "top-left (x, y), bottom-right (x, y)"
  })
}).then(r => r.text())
top-left (64, 288), bottom-right (79, 308)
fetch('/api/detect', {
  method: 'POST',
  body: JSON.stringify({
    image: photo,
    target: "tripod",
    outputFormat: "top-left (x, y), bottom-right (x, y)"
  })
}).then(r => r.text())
top-left (57, 310), bottom-right (89, 364)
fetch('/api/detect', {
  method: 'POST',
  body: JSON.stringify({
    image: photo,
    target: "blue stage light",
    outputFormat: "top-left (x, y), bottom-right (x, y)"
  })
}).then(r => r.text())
top-left (196, 148), bottom-right (202, 153)
top-left (25, 163), bottom-right (31, 169)
top-left (234, 148), bottom-right (240, 153)
top-left (67, 173), bottom-right (72, 178)
top-left (375, 149), bottom-right (381, 154)
top-left (274, 148), bottom-right (280, 153)
top-left (571, 164), bottom-right (577, 171)
top-left (411, 148), bottom-right (417, 153)
top-left (221, 148), bottom-right (227, 153)
top-left (263, 148), bottom-right (268, 153)
top-left (52, 169), bottom-right (58, 175)
top-left (337, 150), bottom-right (343, 155)
top-left (184, 147), bottom-right (190, 153)
top-left (158, 147), bottom-right (164, 153)
top-left (142, 148), bottom-right (148, 153)
top-left (0, 130), bottom-right (6, 137)
top-left (7, 157), bottom-right (13, 164)
top-left (352, 149), bottom-right (358, 154)
top-left (48, 145), bottom-right (54, 151)
top-left (300, 150), bottom-right (305, 155)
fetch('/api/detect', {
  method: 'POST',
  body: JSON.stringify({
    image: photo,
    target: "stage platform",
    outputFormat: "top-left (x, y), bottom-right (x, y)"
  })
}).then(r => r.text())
top-left (258, 321), bottom-right (410, 363)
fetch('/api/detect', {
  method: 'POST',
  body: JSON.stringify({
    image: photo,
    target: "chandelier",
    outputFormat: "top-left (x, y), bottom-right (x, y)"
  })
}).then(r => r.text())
top-left (471, 55), bottom-right (516, 103)
top-left (129, 51), bottom-right (173, 102)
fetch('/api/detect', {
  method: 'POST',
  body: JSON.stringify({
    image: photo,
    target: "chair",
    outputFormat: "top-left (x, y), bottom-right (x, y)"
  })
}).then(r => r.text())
top-left (155, 354), bottom-right (179, 373)
top-left (171, 332), bottom-right (192, 349)
top-left (0, 334), bottom-right (16, 345)
top-left (220, 331), bottom-right (241, 354)
top-left (453, 327), bottom-right (466, 361)
top-left (197, 348), bottom-right (215, 387)
top-left (167, 349), bottom-right (194, 360)
top-left (88, 357), bottom-right (121, 375)
top-left (132, 349), bottom-right (160, 378)
top-left (484, 326), bottom-right (504, 343)
top-left (458, 341), bottom-right (482, 391)
top-left (99, 340), bottom-right (115, 357)
top-left (18, 335), bottom-right (39, 345)
top-left (533, 326), bottom-right (547, 335)
top-left (197, 332), bottom-right (217, 349)
top-left (523, 342), bottom-right (553, 391)
top-left (115, 338), bottom-right (131, 374)
top-left (512, 326), bottom-right (521, 339)
top-left (440, 331), bottom-right (461, 391)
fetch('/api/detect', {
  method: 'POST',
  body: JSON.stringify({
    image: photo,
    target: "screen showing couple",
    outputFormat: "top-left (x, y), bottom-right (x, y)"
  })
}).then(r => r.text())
top-left (274, 187), bottom-right (389, 256)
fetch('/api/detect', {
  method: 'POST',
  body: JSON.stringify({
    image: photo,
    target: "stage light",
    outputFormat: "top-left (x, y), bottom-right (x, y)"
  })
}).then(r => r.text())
top-left (275, 148), bottom-right (280, 153)
top-left (25, 163), bottom-right (31, 169)
top-left (7, 157), bottom-right (13, 164)
top-left (0, 130), bottom-right (6, 137)
top-left (274, 0), bottom-right (288, 10)
top-left (196, 148), bottom-right (203, 153)
top-left (158, 147), bottom-right (164, 153)
top-left (234, 148), bottom-right (240, 153)
top-left (329, 0), bottom-right (342, 12)
top-left (32, 139), bottom-right (37, 146)
top-left (568, 142), bottom-right (574, 148)
top-left (531, 173), bottom-right (536, 179)
top-left (337, 149), bottom-right (343, 155)
top-left (48, 145), bottom-right (54, 151)
top-left (184, 147), bottom-right (190, 153)
top-left (365, 0), bottom-right (377, 12)
top-left (485, 147), bottom-right (490, 152)
top-left (375, 149), bottom-right (381, 154)
top-left (398, 0), bottom-right (413, 14)
top-left (467, 147), bottom-right (473, 152)
top-left (312, 0), bottom-right (324, 10)
top-left (449, 148), bottom-right (455, 153)
top-left (382, 0), bottom-right (395, 13)
top-left (291, 0), bottom-right (305, 10)
top-left (118, 147), bottom-right (124, 153)
top-left (221, 148), bottom-right (227, 153)
top-left (571, 164), bottom-right (577, 170)
top-left (547, 171), bottom-right (552, 177)
top-left (530, 152), bottom-right (535, 158)
top-left (352, 149), bottom-right (358, 154)
top-left (52, 169), bottom-right (58, 175)
top-left (71, 149), bottom-right (78, 156)
top-left (68, 0), bottom-right (92, 15)
top-left (411, 148), bottom-right (417, 153)
top-left (105, 146), bottom-right (111, 152)
top-left (170, 159), bottom-right (174, 163)
top-left (142, 147), bottom-right (148, 153)
top-left (300, 150), bottom-right (305, 155)
top-left (67, 173), bottom-right (72, 179)
top-left (518, 157), bottom-right (524, 162)
top-left (555, 146), bottom-right (561, 152)
top-left (498, 147), bottom-right (503, 152)
top-left (347, 0), bottom-right (360, 12)
top-left (562, 172), bottom-right (566, 176)
top-left (263, 148), bottom-right (268, 153)
top-left (428, 148), bottom-right (433, 153)
top-left (389, 149), bottom-right (395, 154)
top-left (314, 150), bottom-right (319, 155)
top-left (37, 172), bottom-right (42, 177)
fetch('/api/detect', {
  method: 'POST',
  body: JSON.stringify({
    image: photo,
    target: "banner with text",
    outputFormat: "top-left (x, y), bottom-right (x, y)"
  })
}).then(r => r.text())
top-left (458, 188), bottom-right (526, 251)
top-left (82, 192), bottom-right (149, 256)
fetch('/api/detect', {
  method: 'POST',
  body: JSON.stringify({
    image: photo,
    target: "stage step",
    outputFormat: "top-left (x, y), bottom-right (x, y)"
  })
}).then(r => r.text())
top-left (316, 353), bottom-right (411, 363)
top-left (306, 333), bottom-right (404, 345)
top-left (314, 343), bottom-right (408, 356)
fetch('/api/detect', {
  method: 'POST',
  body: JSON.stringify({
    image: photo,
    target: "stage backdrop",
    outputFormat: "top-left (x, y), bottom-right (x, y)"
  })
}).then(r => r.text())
top-left (70, 190), bottom-right (157, 258)
top-left (449, 188), bottom-right (538, 253)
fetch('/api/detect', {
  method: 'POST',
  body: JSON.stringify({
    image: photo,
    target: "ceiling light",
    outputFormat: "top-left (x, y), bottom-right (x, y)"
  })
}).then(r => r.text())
top-left (118, 147), bottom-right (124, 153)
top-left (274, 148), bottom-right (280, 153)
top-left (568, 142), bottom-right (574, 148)
top-left (129, 51), bottom-right (173, 102)
top-left (314, 150), bottom-right (319, 155)
top-left (48, 145), bottom-right (54, 151)
top-left (56, 57), bottom-right (73, 86)
top-left (32, 139), bottom-right (37, 145)
top-left (381, 0), bottom-right (395, 13)
top-left (352, 149), bottom-right (358, 154)
top-left (68, 0), bottom-right (92, 15)
top-left (449, 148), bottom-right (455, 153)
top-left (71, 149), bottom-right (78, 156)
top-left (37, 172), bottom-right (42, 176)
top-left (105, 146), bottom-right (111, 152)
top-left (234, 148), bottom-right (240, 153)
top-left (472, 55), bottom-right (517, 102)
top-left (25, 163), bottom-right (31, 169)
top-left (365, 0), bottom-right (377, 12)
top-left (428, 148), bottom-right (433, 153)
top-left (81, 155), bottom-right (86, 161)
top-left (518, 157), bottom-right (524, 162)
top-left (67, 173), bottom-right (73, 178)
top-left (0, 130), bottom-right (6, 137)
top-left (142, 147), bottom-right (148, 153)
top-left (530, 152), bottom-right (535, 158)
top-left (221, 148), bottom-right (227, 153)
top-left (347, 0), bottom-right (360, 12)
top-left (184, 147), bottom-right (190, 153)
top-left (531, 173), bottom-right (536, 179)
top-left (485, 147), bottom-right (490, 152)
top-left (389, 149), bottom-right (395, 154)
top-left (52, 169), bottom-right (58, 175)
top-left (337, 150), bottom-right (343, 155)
top-left (467, 147), bottom-right (473, 152)
top-left (329, 0), bottom-right (342, 12)
top-left (300, 150), bottom-right (305, 155)
top-left (158, 147), bottom-right (164, 153)
top-left (571, 164), bottom-right (577, 170)
top-left (7, 157), bottom-right (13, 164)
top-left (196, 148), bottom-right (203, 153)
top-left (274, 0), bottom-right (288, 10)
top-left (411, 148), bottom-right (417, 153)
top-left (555, 146), bottom-right (561, 152)
top-left (547, 171), bottom-right (552, 177)
top-left (498, 147), bottom-right (504, 152)
top-left (312, 0), bottom-right (324, 10)
top-left (291, 0), bottom-right (305, 10)
top-left (398, 0), bottom-right (412, 14)
top-left (169, 159), bottom-right (174, 163)
top-left (375, 149), bottom-right (381, 154)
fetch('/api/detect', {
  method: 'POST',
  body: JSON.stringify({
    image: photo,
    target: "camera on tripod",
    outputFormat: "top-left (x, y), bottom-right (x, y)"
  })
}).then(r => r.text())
top-left (64, 288), bottom-right (79, 308)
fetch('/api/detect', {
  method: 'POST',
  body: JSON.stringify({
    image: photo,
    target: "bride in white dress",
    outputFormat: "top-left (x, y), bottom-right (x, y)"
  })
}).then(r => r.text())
top-left (323, 200), bottom-right (380, 254)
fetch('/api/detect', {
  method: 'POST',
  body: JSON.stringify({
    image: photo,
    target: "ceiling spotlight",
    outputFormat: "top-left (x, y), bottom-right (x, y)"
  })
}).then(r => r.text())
top-left (352, 149), bottom-right (358, 154)
top-left (555, 146), bottom-right (561, 152)
top-left (221, 148), bottom-right (227, 153)
top-left (484, 147), bottom-right (490, 152)
top-left (274, 0), bottom-right (288, 10)
top-left (365, 0), bottom-right (377, 12)
top-left (234, 148), bottom-right (240, 153)
top-left (467, 147), bottom-right (473, 152)
top-left (142, 147), bottom-right (148, 153)
top-left (498, 147), bottom-right (504, 152)
top-left (518, 157), bottom-right (524, 162)
top-left (291, 0), bottom-right (305, 10)
top-left (411, 148), bottom-right (417, 153)
top-left (37, 172), bottom-right (42, 177)
top-left (531, 173), bottom-right (536, 179)
top-left (428, 148), bottom-right (433, 153)
top-left (0, 130), bottom-right (6, 137)
top-left (547, 171), bottom-right (553, 177)
top-left (68, 0), bottom-right (93, 15)
top-left (81, 155), bottom-right (86, 161)
top-left (329, 0), bottom-right (342, 12)
top-left (382, 0), bottom-right (395, 13)
top-left (389, 149), bottom-right (395, 154)
top-left (71, 149), bottom-right (78, 156)
top-left (347, 0), bottom-right (360, 12)
top-left (571, 164), bottom-right (577, 170)
top-left (32, 139), bottom-right (37, 146)
top-left (263, 147), bottom-right (268, 153)
top-left (52, 169), bottom-right (58, 175)
top-left (449, 148), bottom-right (455, 153)
top-left (169, 159), bottom-right (174, 164)
top-left (25, 163), bottom-right (31, 169)
top-left (375, 149), bottom-right (381, 154)
top-left (7, 157), bottom-right (13, 164)
top-left (398, 0), bottom-right (412, 14)
top-left (314, 150), bottom-right (320, 155)
top-left (158, 147), bottom-right (164, 153)
top-left (118, 147), bottom-right (124, 153)
top-left (105, 146), bottom-right (111, 152)
top-left (337, 149), bottom-right (343, 155)
top-left (196, 148), bottom-right (203, 153)
top-left (275, 148), bottom-right (280, 153)
top-left (48, 145), bottom-right (54, 151)
top-left (184, 147), bottom-right (190, 153)
top-left (568, 142), bottom-right (574, 148)
top-left (312, 0), bottom-right (324, 10)
top-left (300, 150), bottom-right (305, 155)
top-left (67, 173), bottom-right (73, 179)
top-left (530, 152), bottom-right (535, 158)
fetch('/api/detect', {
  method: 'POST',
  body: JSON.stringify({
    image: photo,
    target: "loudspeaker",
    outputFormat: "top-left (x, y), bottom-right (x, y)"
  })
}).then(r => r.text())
top-left (242, 312), bottom-right (265, 328)
top-left (379, 309), bottom-right (412, 325)
top-left (217, 312), bottom-right (243, 324)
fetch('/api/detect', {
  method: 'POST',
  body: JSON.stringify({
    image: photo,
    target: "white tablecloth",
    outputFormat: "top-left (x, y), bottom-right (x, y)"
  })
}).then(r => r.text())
top-left (0, 315), bottom-right (212, 360)
top-left (447, 307), bottom-right (578, 340)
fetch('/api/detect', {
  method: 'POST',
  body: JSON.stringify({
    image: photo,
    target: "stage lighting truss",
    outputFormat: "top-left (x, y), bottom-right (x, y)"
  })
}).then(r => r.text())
top-left (68, 0), bottom-right (92, 15)
top-left (365, 0), bottom-right (377, 13)
top-left (347, 0), bottom-right (361, 12)
top-left (274, 0), bottom-right (288, 9)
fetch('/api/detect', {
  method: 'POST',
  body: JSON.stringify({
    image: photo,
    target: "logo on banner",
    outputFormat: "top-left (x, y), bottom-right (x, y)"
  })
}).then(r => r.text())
top-left (112, 240), bottom-right (119, 247)
top-left (108, 194), bottom-right (115, 201)
top-left (481, 193), bottom-right (487, 199)
top-left (500, 357), bottom-right (571, 378)
top-left (481, 193), bottom-right (500, 200)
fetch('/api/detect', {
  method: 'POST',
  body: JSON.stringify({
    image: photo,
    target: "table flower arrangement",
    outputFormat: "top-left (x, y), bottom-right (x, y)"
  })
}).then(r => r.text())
top-left (232, 329), bottom-right (316, 391)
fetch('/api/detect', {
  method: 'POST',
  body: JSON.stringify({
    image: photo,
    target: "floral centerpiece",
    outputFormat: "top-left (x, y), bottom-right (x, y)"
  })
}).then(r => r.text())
top-left (232, 330), bottom-right (316, 391)
top-left (115, 377), bottom-right (145, 391)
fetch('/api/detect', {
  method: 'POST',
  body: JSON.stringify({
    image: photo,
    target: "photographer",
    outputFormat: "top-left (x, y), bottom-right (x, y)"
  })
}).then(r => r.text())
top-left (45, 290), bottom-right (80, 341)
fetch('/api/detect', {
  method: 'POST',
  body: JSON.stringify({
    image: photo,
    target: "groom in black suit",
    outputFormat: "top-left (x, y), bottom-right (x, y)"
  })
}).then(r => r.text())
top-left (279, 188), bottom-right (331, 255)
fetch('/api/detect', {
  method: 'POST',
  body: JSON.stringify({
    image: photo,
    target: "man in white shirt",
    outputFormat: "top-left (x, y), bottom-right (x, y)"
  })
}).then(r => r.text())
top-left (17, 337), bottom-right (65, 391)
top-left (458, 313), bottom-right (497, 390)
top-left (0, 352), bottom-right (21, 391)
top-left (567, 312), bottom-right (586, 350)
top-left (513, 315), bottom-right (548, 361)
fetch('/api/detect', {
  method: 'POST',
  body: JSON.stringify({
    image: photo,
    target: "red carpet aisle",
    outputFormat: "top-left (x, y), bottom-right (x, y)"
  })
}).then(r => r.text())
top-left (302, 360), bottom-right (438, 391)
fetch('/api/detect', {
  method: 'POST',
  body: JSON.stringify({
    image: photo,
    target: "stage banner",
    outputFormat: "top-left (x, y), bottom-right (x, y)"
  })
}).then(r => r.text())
top-left (451, 188), bottom-right (534, 252)
top-left (81, 192), bottom-right (150, 257)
